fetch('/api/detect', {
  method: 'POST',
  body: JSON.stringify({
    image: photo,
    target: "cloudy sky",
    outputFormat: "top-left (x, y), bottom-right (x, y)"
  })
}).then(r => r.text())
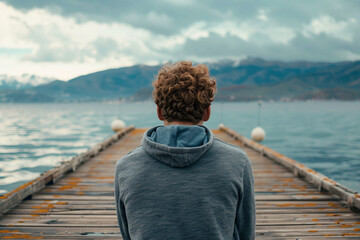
top-left (1, 0), bottom-right (359, 80)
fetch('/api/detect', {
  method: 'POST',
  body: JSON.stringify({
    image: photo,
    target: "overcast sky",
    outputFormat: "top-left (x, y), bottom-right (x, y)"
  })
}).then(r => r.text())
top-left (1, 0), bottom-right (359, 80)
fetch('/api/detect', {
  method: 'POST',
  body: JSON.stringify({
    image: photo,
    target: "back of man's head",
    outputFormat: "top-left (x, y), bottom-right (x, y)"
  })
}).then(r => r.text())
top-left (152, 61), bottom-right (217, 124)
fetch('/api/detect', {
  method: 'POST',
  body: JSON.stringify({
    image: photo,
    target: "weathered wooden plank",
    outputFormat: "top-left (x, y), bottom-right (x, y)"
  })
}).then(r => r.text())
top-left (26, 193), bottom-right (339, 201)
top-left (15, 199), bottom-right (347, 207)
top-left (4, 208), bottom-right (352, 216)
top-left (5, 212), bottom-right (360, 219)
top-left (38, 189), bottom-right (319, 195)
top-left (4, 212), bottom-right (359, 220)
top-left (5, 209), bottom-right (116, 215)
top-left (6, 202), bottom-right (348, 212)
top-left (2, 215), bottom-right (359, 226)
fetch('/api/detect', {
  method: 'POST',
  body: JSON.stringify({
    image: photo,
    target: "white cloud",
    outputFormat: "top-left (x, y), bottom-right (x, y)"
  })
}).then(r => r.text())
top-left (0, 55), bottom-right (134, 80)
top-left (0, 1), bottom-right (358, 80)
top-left (344, 51), bottom-right (360, 61)
top-left (257, 9), bottom-right (268, 21)
top-left (210, 21), bottom-right (251, 40)
top-left (303, 16), bottom-right (356, 42)
top-left (209, 20), bottom-right (295, 44)
top-left (0, 3), bottom-right (36, 49)
top-left (0, 2), bottom-right (169, 79)
top-left (182, 22), bottom-right (209, 41)
top-left (261, 26), bottom-right (296, 45)
top-left (1, 2), bottom-right (227, 80)
top-left (162, 0), bottom-right (195, 6)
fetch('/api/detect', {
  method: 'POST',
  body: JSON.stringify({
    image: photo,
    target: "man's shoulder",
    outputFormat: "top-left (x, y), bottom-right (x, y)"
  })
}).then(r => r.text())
top-left (210, 138), bottom-right (250, 165)
top-left (213, 138), bottom-right (248, 155)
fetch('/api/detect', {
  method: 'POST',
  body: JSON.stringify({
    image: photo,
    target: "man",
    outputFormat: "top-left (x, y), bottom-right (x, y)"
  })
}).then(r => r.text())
top-left (114, 61), bottom-right (256, 240)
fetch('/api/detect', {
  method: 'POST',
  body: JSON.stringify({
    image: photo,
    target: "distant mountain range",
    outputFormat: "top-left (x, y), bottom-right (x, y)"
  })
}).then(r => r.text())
top-left (0, 74), bottom-right (56, 102)
top-left (0, 74), bottom-right (55, 90)
top-left (1, 58), bottom-right (359, 102)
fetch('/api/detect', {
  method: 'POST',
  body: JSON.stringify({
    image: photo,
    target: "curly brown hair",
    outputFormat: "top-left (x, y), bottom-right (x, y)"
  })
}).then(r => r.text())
top-left (152, 61), bottom-right (216, 124)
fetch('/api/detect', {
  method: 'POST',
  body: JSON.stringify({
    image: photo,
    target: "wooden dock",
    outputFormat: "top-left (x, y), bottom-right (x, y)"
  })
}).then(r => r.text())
top-left (0, 126), bottom-right (359, 239)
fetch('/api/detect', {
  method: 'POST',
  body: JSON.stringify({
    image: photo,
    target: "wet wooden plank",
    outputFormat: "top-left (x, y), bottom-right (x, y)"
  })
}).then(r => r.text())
top-left (0, 127), bottom-right (359, 239)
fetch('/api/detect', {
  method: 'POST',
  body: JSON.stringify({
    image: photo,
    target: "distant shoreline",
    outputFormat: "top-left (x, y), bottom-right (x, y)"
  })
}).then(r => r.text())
top-left (1, 99), bottom-right (360, 104)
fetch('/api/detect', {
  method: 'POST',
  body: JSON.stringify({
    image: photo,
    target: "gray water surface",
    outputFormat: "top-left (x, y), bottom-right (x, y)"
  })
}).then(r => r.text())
top-left (0, 101), bottom-right (359, 194)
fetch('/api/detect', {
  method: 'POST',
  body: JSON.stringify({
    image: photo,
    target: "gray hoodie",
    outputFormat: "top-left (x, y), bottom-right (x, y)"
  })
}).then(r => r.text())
top-left (115, 125), bottom-right (255, 240)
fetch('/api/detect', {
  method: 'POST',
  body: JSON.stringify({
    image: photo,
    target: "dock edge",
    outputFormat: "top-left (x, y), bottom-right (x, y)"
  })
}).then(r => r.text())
top-left (219, 125), bottom-right (360, 211)
top-left (0, 125), bottom-right (135, 215)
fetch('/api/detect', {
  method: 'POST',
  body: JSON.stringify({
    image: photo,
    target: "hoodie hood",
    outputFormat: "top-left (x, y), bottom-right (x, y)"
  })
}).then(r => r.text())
top-left (142, 125), bottom-right (214, 168)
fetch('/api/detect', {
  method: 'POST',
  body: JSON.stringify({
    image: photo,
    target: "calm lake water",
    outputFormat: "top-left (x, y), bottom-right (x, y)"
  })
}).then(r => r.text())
top-left (0, 101), bottom-right (359, 194)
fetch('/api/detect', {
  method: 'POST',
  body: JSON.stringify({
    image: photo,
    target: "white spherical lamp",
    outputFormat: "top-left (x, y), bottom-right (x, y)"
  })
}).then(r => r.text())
top-left (111, 119), bottom-right (126, 132)
top-left (251, 127), bottom-right (265, 142)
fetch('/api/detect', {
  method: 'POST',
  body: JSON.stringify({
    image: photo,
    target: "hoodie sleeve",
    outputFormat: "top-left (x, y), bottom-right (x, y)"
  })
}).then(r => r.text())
top-left (235, 157), bottom-right (256, 240)
top-left (115, 162), bottom-right (131, 240)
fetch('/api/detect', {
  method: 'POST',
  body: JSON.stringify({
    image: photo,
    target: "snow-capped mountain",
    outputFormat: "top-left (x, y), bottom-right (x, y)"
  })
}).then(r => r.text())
top-left (0, 74), bottom-right (55, 90)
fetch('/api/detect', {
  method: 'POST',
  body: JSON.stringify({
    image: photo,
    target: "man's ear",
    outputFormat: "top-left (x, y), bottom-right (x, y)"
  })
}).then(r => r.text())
top-left (157, 106), bottom-right (165, 121)
top-left (202, 105), bottom-right (211, 122)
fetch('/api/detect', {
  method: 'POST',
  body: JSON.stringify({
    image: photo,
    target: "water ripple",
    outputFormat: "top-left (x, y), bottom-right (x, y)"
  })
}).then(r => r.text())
top-left (1, 101), bottom-right (359, 194)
